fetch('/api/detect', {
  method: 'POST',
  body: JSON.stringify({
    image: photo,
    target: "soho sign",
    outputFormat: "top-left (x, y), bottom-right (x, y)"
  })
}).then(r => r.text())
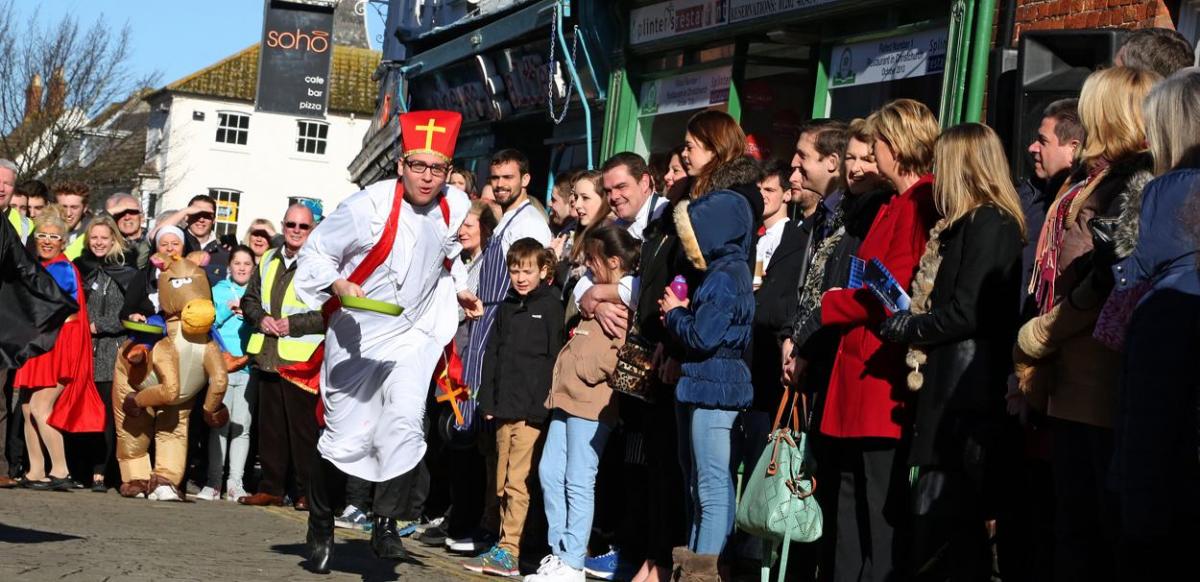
top-left (256, 3), bottom-right (335, 117)
top-left (265, 28), bottom-right (331, 53)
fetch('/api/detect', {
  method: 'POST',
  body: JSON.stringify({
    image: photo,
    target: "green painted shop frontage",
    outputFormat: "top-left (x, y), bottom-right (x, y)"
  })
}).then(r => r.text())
top-left (601, 0), bottom-right (998, 162)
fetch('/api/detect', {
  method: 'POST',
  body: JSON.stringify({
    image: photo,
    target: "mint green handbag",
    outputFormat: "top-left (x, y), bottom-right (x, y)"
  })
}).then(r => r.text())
top-left (735, 387), bottom-right (822, 582)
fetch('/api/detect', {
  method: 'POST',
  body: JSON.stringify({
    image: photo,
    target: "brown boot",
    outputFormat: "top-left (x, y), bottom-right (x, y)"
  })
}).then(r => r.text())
top-left (679, 550), bottom-right (720, 582)
top-left (119, 479), bottom-right (150, 498)
top-left (671, 547), bottom-right (692, 581)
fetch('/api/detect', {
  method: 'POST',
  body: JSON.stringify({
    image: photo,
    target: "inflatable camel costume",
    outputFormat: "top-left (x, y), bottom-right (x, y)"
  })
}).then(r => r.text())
top-left (114, 252), bottom-right (229, 501)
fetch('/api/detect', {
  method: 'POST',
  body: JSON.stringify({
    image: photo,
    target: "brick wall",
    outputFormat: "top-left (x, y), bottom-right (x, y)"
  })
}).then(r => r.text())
top-left (1012, 0), bottom-right (1175, 45)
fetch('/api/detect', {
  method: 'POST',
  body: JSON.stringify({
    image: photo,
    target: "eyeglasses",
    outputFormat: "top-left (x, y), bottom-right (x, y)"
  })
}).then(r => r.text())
top-left (404, 159), bottom-right (451, 178)
top-left (34, 232), bottom-right (63, 241)
top-left (284, 221), bottom-right (312, 231)
top-left (111, 208), bottom-right (142, 220)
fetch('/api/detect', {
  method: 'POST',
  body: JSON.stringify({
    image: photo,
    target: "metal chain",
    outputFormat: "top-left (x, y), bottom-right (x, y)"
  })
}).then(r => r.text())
top-left (547, 3), bottom-right (579, 124)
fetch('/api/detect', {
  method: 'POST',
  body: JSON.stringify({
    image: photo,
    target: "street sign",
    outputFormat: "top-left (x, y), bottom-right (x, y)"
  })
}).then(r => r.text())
top-left (255, 1), bottom-right (335, 117)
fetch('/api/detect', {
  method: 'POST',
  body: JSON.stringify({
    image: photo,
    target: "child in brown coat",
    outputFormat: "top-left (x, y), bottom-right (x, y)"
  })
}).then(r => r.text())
top-left (527, 225), bottom-right (640, 582)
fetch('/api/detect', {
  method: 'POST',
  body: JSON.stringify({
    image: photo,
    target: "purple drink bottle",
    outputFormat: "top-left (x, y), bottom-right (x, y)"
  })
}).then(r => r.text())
top-left (669, 275), bottom-right (688, 300)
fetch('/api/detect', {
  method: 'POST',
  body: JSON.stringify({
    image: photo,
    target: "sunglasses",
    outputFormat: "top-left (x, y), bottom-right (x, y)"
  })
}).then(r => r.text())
top-left (404, 159), bottom-right (451, 178)
top-left (34, 232), bottom-right (63, 241)
top-left (111, 208), bottom-right (142, 220)
top-left (284, 221), bottom-right (312, 231)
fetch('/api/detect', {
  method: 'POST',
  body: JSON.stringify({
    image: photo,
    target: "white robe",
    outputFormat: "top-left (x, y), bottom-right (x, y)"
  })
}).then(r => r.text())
top-left (294, 179), bottom-right (469, 482)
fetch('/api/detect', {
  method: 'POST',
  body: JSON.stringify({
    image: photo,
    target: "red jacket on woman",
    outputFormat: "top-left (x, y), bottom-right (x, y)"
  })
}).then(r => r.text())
top-left (819, 174), bottom-right (937, 439)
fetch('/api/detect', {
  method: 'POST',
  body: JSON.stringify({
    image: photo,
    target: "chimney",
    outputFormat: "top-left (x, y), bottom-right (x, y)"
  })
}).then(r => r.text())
top-left (24, 73), bottom-right (43, 119)
top-left (46, 68), bottom-right (66, 117)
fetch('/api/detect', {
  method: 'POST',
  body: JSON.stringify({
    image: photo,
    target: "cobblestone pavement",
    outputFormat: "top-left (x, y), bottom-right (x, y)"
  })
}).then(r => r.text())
top-left (0, 487), bottom-right (488, 582)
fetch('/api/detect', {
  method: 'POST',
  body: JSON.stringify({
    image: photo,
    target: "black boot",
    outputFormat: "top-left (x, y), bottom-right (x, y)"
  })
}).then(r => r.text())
top-left (371, 516), bottom-right (410, 560)
top-left (306, 521), bottom-right (333, 574)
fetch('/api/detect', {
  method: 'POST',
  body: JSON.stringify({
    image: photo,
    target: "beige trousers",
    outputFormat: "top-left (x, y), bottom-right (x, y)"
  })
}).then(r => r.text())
top-left (113, 380), bottom-right (192, 486)
top-left (494, 420), bottom-right (542, 556)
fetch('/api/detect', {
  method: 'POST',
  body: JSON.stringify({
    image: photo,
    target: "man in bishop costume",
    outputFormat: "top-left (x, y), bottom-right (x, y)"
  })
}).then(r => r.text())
top-left (294, 110), bottom-right (483, 573)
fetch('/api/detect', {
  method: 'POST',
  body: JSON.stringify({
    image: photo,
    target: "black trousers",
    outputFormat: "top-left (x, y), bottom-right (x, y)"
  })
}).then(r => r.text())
top-left (2, 369), bottom-right (26, 478)
top-left (256, 370), bottom-right (319, 497)
top-left (618, 394), bottom-right (687, 565)
top-left (816, 436), bottom-right (910, 582)
top-left (309, 449), bottom-right (429, 533)
top-left (66, 381), bottom-right (116, 483)
top-left (1050, 418), bottom-right (1117, 582)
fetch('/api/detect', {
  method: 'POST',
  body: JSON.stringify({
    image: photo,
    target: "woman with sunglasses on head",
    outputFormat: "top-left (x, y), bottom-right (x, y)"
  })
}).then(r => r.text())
top-left (243, 218), bottom-right (279, 261)
top-left (14, 206), bottom-right (105, 490)
top-left (120, 225), bottom-right (188, 323)
top-left (73, 215), bottom-right (138, 491)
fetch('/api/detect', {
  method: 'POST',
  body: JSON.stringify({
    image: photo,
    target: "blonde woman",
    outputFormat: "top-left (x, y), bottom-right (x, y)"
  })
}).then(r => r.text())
top-left (243, 218), bottom-right (277, 260)
top-left (73, 215), bottom-right (137, 491)
top-left (878, 123), bottom-right (1026, 578)
top-left (816, 98), bottom-right (939, 581)
top-left (1015, 65), bottom-right (1159, 580)
top-left (1108, 68), bottom-right (1200, 576)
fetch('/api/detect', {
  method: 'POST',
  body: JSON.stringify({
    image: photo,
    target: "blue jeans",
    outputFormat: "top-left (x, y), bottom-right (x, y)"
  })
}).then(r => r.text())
top-left (676, 404), bottom-right (739, 556)
top-left (539, 409), bottom-right (612, 569)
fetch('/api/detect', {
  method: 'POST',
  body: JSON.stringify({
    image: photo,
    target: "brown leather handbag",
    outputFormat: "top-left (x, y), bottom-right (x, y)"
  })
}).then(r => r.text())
top-left (610, 325), bottom-right (657, 402)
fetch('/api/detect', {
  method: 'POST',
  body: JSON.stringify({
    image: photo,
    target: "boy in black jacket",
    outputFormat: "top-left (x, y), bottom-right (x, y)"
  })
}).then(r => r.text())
top-left (472, 238), bottom-right (564, 577)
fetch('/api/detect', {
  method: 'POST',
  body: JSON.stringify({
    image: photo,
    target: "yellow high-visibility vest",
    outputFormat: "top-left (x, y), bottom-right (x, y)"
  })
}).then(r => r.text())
top-left (245, 249), bottom-right (322, 361)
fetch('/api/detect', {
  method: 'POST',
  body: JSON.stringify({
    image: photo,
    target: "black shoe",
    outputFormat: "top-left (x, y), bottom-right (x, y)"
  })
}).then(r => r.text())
top-left (370, 516), bottom-right (410, 560)
top-left (416, 523), bottom-right (447, 547)
top-left (306, 523), bottom-right (334, 574)
top-left (51, 476), bottom-right (77, 492)
top-left (91, 478), bottom-right (107, 493)
top-left (21, 477), bottom-right (52, 490)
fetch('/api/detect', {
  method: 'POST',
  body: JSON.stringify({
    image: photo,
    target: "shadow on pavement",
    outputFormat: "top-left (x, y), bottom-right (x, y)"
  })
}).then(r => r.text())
top-left (0, 522), bottom-right (83, 544)
top-left (271, 539), bottom-right (434, 582)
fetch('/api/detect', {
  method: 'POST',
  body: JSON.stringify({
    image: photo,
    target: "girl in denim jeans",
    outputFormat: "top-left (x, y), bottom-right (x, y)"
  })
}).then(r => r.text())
top-left (659, 190), bottom-right (755, 580)
top-left (527, 225), bottom-right (639, 582)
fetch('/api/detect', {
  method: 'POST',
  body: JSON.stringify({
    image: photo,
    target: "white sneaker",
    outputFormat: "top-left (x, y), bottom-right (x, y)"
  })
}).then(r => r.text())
top-left (524, 555), bottom-right (584, 582)
top-left (225, 483), bottom-right (248, 502)
top-left (147, 484), bottom-right (181, 502)
top-left (194, 486), bottom-right (220, 501)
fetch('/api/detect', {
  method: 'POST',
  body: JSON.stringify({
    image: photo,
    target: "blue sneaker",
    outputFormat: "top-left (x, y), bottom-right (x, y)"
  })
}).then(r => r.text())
top-left (463, 545), bottom-right (520, 577)
top-left (334, 505), bottom-right (373, 532)
top-left (583, 547), bottom-right (620, 580)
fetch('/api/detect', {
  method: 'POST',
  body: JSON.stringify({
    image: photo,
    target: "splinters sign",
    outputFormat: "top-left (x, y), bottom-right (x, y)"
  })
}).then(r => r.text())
top-left (256, 0), bottom-right (335, 117)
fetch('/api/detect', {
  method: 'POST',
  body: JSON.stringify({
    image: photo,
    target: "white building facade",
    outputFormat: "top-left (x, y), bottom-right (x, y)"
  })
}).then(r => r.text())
top-left (142, 43), bottom-right (380, 238)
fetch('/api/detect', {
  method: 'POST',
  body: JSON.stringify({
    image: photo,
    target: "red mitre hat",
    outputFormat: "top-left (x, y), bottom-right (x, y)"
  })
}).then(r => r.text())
top-left (399, 110), bottom-right (462, 162)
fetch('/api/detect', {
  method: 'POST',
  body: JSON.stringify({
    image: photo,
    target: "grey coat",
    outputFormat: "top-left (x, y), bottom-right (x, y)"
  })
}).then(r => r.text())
top-left (84, 266), bottom-right (134, 382)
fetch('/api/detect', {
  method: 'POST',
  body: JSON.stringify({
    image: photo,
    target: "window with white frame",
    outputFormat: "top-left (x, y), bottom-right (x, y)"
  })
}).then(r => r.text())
top-left (208, 188), bottom-right (242, 236)
top-left (215, 112), bottom-right (249, 145)
top-left (296, 120), bottom-right (328, 155)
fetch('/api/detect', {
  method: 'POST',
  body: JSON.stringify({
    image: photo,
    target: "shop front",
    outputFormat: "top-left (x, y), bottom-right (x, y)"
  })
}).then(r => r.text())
top-left (350, 0), bottom-right (614, 200)
top-left (604, 0), bottom-right (990, 162)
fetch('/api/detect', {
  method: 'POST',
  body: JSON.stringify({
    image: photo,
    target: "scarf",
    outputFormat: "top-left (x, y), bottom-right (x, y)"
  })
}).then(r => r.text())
top-left (905, 218), bottom-right (950, 391)
top-left (793, 207), bottom-right (847, 331)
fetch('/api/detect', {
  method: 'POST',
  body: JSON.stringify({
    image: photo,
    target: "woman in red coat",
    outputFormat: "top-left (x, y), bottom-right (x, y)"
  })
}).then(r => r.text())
top-left (14, 208), bottom-right (104, 491)
top-left (817, 99), bottom-right (939, 581)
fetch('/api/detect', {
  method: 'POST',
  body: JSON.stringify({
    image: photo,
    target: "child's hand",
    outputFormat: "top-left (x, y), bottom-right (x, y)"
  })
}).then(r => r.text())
top-left (658, 287), bottom-right (689, 314)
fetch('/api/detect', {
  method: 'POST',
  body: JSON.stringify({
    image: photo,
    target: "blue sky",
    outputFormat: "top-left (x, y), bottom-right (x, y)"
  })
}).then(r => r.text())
top-left (15, 0), bottom-right (384, 86)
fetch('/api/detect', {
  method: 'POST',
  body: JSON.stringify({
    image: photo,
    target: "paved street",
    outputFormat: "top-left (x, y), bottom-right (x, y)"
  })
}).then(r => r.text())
top-left (0, 487), bottom-right (485, 582)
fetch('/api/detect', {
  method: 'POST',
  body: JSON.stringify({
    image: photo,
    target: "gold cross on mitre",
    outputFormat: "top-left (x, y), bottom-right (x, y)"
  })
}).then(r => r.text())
top-left (415, 118), bottom-right (446, 151)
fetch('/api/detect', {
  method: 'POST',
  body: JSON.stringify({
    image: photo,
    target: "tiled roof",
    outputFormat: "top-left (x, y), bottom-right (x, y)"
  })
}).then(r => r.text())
top-left (161, 44), bottom-right (380, 116)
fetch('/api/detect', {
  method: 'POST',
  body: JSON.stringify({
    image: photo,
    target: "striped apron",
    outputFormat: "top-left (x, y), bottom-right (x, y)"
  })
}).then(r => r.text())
top-left (462, 203), bottom-right (534, 391)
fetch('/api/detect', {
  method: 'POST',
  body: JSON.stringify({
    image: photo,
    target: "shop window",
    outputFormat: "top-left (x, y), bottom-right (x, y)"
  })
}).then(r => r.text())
top-left (216, 112), bottom-right (249, 145)
top-left (635, 66), bottom-right (732, 157)
top-left (296, 120), bottom-right (329, 155)
top-left (825, 27), bottom-right (948, 121)
top-left (208, 188), bottom-right (241, 237)
top-left (1179, 0), bottom-right (1200, 60)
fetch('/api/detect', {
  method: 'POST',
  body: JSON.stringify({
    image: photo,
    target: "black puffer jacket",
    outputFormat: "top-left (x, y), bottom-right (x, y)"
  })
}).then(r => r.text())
top-left (479, 283), bottom-right (565, 425)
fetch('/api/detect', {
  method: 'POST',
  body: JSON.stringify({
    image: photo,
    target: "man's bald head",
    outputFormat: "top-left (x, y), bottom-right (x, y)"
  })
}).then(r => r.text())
top-left (281, 203), bottom-right (315, 255)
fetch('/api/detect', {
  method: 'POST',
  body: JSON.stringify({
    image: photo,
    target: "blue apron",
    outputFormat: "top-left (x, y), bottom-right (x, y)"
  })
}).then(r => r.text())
top-left (462, 202), bottom-right (534, 392)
